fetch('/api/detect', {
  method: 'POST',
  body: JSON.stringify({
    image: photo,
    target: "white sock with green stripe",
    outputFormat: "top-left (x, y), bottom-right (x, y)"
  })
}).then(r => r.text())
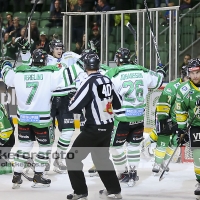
top-left (14, 141), bottom-right (34, 173)
top-left (127, 142), bottom-right (140, 168)
top-left (110, 146), bottom-right (127, 174)
top-left (35, 146), bottom-right (52, 172)
top-left (56, 130), bottom-right (74, 158)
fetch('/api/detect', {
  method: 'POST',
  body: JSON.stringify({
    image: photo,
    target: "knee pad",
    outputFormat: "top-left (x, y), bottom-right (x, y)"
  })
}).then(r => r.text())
top-left (127, 142), bottom-right (140, 152)
top-left (18, 141), bottom-right (34, 152)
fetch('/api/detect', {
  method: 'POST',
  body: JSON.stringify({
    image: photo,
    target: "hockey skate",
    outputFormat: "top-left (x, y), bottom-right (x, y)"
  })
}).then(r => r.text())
top-left (66, 193), bottom-right (88, 200)
top-left (127, 166), bottom-right (139, 187)
top-left (161, 160), bottom-right (169, 173)
top-left (88, 165), bottom-right (98, 177)
top-left (152, 163), bottom-right (162, 175)
top-left (12, 173), bottom-right (23, 189)
top-left (118, 167), bottom-right (129, 182)
top-left (32, 172), bottom-right (51, 188)
top-left (53, 157), bottom-right (67, 174)
top-left (99, 189), bottom-right (122, 199)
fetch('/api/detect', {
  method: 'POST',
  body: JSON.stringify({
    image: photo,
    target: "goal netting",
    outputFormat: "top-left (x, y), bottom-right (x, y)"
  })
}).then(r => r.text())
top-left (144, 85), bottom-right (193, 163)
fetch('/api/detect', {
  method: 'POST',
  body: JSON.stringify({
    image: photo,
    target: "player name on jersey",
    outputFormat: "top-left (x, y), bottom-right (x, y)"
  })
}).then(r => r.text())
top-left (24, 74), bottom-right (43, 81)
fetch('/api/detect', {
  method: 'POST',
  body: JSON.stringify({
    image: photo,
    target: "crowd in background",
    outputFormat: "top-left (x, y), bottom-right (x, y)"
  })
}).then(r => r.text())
top-left (0, 0), bottom-right (197, 60)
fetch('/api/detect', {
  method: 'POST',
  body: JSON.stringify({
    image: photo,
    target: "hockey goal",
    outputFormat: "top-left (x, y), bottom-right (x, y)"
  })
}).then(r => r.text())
top-left (144, 85), bottom-right (193, 163)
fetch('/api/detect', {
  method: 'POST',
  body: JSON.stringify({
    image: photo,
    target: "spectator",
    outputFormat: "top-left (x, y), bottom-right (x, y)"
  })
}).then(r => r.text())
top-left (0, 15), bottom-right (6, 37)
top-left (161, 2), bottom-right (176, 26)
top-left (96, 0), bottom-right (111, 26)
top-left (180, 54), bottom-right (191, 72)
top-left (30, 21), bottom-right (40, 43)
top-left (89, 26), bottom-right (101, 56)
top-left (6, 17), bottom-right (23, 38)
top-left (180, 0), bottom-right (191, 10)
top-left (50, 0), bottom-right (64, 12)
top-left (5, 14), bottom-right (13, 29)
top-left (1, 33), bottom-right (17, 60)
top-left (47, 0), bottom-right (63, 28)
top-left (74, 41), bottom-right (82, 54)
top-left (70, 0), bottom-right (89, 43)
top-left (30, 0), bottom-right (44, 12)
top-left (155, 0), bottom-right (169, 7)
top-left (0, 0), bottom-right (10, 12)
top-left (31, 31), bottom-right (50, 53)
top-left (13, 0), bottom-right (25, 12)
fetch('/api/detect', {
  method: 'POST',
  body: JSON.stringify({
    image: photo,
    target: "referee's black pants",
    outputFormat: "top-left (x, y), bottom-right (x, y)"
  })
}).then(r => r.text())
top-left (66, 123), bottom-right (121, 195)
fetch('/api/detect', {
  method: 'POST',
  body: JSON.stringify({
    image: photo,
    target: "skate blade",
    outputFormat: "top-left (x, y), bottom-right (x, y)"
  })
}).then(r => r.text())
top-left (89, 172), bottom-right (98, 177)
top-left (12, 183), bottom-right (20, 189)
top-left (31, 183), bottom-right (50, 188)
top-left (53, 167), bottom-right (67, 174)
top-left (99, 193), bottom-right (122, 199)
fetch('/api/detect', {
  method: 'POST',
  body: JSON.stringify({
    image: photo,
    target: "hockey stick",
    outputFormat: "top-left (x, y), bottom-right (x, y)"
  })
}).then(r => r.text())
top-left (1, 154), bottom-right (33, 181)
top-left (13, 0), bottom-right (39, 68)
top-left (144, 0), bottom-right (162, 66)
top-left (126, 22), bottom-right (137, 64)
top-left (159, 107), bottom-right (199, 181)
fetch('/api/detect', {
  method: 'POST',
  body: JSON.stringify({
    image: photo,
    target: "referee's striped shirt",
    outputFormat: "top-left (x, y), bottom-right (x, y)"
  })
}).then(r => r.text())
top-left (69, 72), bottom-right (122, 125)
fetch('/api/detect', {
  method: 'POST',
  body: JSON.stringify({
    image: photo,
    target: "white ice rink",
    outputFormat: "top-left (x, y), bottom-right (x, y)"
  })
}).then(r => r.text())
top-left (0, 129), bottom-right (198, 200)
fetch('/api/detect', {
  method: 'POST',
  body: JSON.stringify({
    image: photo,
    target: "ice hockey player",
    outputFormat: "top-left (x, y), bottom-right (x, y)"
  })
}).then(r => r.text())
top-left (0, 103), bottom-right (15, 175)
top-left (141, 65), bottom-right (189, 175)
top-left (0, 49), bottom-right (74, 189)
top-left (104, 47), bottom-right (167, 186)
top-left (17, 38), bottom-right (85, 174)
top-left (175, 58), bottom-right (200, 199)
top-left (66, 53), bottom-right (122, 200)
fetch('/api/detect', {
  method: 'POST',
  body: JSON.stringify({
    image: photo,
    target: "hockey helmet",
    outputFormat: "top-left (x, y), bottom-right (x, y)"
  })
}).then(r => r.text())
top-left (187, 58), bottom-right (200, 72)
top-left (84, 53), bottom-right (100, 71)
top-left (32, 49), bottom-right (48, 67)
top-left (115, 47), bottom-right (131, 65)
top-left (49, 39), bottom-right (64, 52)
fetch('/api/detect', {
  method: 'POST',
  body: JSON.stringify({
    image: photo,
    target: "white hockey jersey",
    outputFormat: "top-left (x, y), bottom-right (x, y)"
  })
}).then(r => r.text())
top-left (1, 64), bottom-right (70, 128)
top-left (105, 64), bottom-right (164, 122)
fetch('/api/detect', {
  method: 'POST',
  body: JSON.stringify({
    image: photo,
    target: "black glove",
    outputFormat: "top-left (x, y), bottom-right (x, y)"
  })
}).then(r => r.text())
top-left (176, 129), bottom-right (189, 145)
top-left (156, 63), bottom-right (168, 77)
top-left (68, 89), bottom-right (77, 99)
top-left (17, 38), bottom-right (30, 54)
top-left (0, 60), bottom-right (12, 71)
top-left (156, 117), bottom-right (173, 134)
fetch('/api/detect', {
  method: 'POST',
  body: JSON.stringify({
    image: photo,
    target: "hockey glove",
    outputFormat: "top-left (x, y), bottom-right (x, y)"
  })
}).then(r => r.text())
top-left (176, 129), bottom-right (189, 145)
top-left (17, 38), bottom-right (30, 54)
top-left (0, 60), bottom-right (12, 71)
top-left (156, 117), bottom-right (173, 135)
top-left (156, 63), bottom-right (168, 77)
top-left (68, 89), bottom-right (77, 99)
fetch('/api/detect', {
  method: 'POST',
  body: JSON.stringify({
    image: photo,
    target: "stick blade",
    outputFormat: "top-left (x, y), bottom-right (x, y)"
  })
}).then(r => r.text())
top-left (159, 170), bottom-right (165, 181)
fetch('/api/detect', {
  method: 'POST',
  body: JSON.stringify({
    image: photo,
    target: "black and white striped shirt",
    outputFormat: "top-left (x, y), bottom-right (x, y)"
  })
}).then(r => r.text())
top-left (68, 72), bottom-right (122, 125)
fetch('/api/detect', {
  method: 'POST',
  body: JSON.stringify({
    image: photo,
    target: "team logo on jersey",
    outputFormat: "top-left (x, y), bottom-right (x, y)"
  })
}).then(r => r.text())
top-left (125, 108), bottom-right (144, 117)
top-left (104, 102), bottom-right (113, 114)
top-left (174, 82), bottom-right (180, 89)
top-left (166, 88), bottom-right (172, 93)
top-left (181, 86), bottom-right (188, 91)
top-left (57, 63), bottom-right (62, 68)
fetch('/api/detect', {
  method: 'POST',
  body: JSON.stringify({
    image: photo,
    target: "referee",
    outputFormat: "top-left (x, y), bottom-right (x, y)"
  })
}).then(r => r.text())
top-left (66, 53), bottom-right (123, 200)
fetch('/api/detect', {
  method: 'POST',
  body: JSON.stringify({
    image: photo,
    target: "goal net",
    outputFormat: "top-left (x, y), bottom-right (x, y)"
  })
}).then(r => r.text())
top-left (144, 85), bottom-right (193, 163)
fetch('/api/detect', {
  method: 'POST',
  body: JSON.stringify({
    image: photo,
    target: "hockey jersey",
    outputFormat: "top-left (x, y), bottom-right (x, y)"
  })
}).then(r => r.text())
top-left (0, 104), bottom-right (13, 146)
top-left (1, 64), bottom-right (71, 128)
top-left (156, 78), bottom-right (182, 123)
top-left (175, 80), bottom-right (200, 129)
top-left (105, 64), bottom-right (163, 122)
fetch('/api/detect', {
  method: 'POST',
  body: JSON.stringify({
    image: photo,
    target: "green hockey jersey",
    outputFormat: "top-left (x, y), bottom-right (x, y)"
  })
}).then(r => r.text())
top-left (156, 78), bottom-right (182, 123)
top-left (0, 104), bottom-right (14, 146)
top-left (175, 80), bottom-right (200, 129)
